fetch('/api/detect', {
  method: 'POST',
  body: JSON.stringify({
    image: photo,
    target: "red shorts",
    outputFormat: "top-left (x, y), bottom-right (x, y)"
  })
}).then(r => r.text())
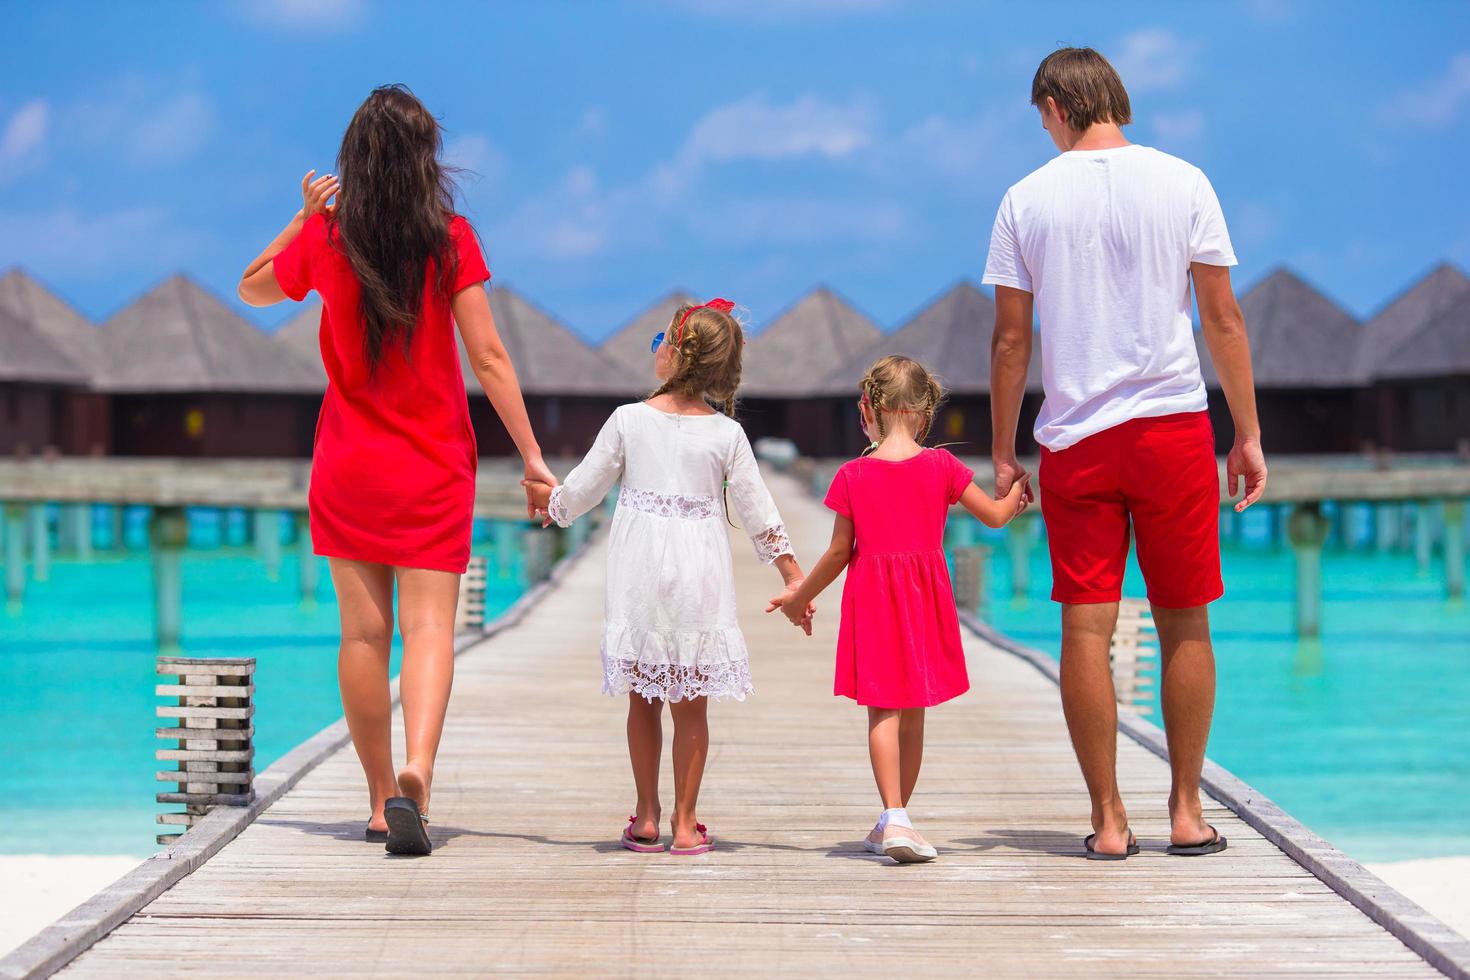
top-left (1038, 412), bottom-right (1222, 608)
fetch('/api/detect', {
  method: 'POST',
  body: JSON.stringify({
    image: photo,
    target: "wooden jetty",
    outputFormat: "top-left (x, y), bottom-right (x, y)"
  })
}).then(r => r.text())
top-left (25, 473), bottom-right (1461, 977)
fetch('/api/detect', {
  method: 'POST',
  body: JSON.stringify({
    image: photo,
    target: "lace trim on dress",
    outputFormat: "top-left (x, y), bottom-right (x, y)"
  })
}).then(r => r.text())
top-left (618, 486), bottom-right (722, 521)
top-left (750, 523), bottom-right (794, 565)
top-left (604, 658), bottom-right (754, 703)
top-left (547, 486), bottom-right (572, 528)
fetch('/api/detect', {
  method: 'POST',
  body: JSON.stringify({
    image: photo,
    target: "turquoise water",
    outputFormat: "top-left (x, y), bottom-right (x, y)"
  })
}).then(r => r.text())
top-left (0, 507), bottom-right (528, 856)
top-left (958, 502), bottom-right (1470, 864)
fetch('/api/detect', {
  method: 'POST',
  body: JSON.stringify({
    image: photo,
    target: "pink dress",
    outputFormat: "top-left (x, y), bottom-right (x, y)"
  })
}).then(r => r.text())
top-left (824, 448), bottom-right (974, 708)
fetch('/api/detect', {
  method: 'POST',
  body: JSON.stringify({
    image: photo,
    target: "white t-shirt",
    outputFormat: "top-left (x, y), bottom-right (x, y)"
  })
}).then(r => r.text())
top-left (982, 144), bottom-right (1237, 451)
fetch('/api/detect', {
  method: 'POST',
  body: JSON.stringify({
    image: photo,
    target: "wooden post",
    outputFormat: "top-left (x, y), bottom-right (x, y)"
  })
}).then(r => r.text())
top-left (29, 504), bottom-right (50, 583)
top-left (1374, 503), bottom-right (1399, 552)
top-left (70, 504), bottom-right (94, 560)
top-left (455, 556), bottom-right (488, 633)
top-left (522, 528), bottom-right (552, 583)
top-left (3, 503), bottom-right (24, 610)
top-left (109, 504), bottom-right (126, 551)
top-left (1444, 499), bottom-right (1465, 600)
top-left (150, 507), bottom-right (189, 654)
top-left (1287, 503), bottom-right (1329, 639)
top-left (155, 656), bottom-right (255, 845)
top-left (1109, 598), bottom-right (1157, 715)
top-left (493, 520), bottom-right (518, 580)
top-left (1414, 502), bottom-right (1436, 575)
top-left (294, 512), bottom-right (319, 604)
top-left (254, 509), bottom-right (281, 581)
top-left (1006, 518), bottom-right (1031, 599)
top-left (951, 545), bottom-right (984, 616)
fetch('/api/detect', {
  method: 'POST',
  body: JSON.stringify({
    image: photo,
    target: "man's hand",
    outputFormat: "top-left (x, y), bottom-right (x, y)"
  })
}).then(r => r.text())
top-left (1226, 437), bottom-right (1267, 512)
top-left (993, 456), bottom-right (1035, 504)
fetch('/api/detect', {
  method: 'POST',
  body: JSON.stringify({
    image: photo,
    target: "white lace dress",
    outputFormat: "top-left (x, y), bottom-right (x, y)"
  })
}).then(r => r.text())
top-left (547, 403), bottom-right (792, 702)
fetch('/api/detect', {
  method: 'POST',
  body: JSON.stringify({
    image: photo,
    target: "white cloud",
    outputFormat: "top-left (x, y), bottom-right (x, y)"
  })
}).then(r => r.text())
top-left (1111, 28), bottom-right (1197, 93)
top-left (128, 93), bottom-right (216, 166)
top-left (1384, 52), bottom-right (1470, 127)
top-left (678, 94), bottom-right (876, 167)
top-left (0, 205), bottom-right (208, 276)
top-left (1151, 108), bottom-right (1205, 146)
top-left (895, 104), bottom-right (1035, 183)
top-left (240, 0), bottom-right (366, 30)
top-left (72, 82), bottom-right (217, 168)
top-left (0, 100), bottom-right (48, 182)
top-left (579, 106), bottom-right (608, 137)
top-left (708, 196), bottom-right (908, 246)
top-left (444, 133), bottom-right (505, 185)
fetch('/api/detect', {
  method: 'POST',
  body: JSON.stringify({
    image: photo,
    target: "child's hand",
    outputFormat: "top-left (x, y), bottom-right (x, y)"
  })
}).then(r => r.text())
top-left (1000, 473), bottom-right (1031, 523)
top-left (766, 589), bottom-right (815, 636)
top-left (519, 479), bottom-right (554, 527)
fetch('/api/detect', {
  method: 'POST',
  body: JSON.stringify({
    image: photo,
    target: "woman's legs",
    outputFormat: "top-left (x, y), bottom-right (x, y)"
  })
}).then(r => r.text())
top-left (328, 558), bottom-right (398, 830)
top-left (393, 566), bottom-right (461, 813)
top-left (626, 694), bottom-right (663, 841)
top-left (668, 696), bottom-right (709, 848)
top-left (898, 707), bottom-right (925, 807)
top-left (867, 707), bottom-right (904, 809)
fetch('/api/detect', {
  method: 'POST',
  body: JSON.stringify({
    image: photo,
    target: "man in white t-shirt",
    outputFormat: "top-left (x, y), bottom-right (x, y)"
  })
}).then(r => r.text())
top-left (983, 47), bottom-right (1268, 860)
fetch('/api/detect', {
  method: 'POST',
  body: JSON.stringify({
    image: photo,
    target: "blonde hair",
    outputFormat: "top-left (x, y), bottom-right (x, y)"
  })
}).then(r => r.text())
top-left (650, 303), bottom-right (745, 417)
top-left (859, 355), bottom-right (946, 445)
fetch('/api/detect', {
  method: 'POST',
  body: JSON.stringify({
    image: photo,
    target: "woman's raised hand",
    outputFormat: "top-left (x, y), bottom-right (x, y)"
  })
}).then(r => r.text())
top-left (300, 170), bottom-right (339, 218)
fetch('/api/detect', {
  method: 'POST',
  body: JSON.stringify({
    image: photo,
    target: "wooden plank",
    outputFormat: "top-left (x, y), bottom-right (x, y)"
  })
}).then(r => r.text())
top-left (155, 749), bottom-right (254, 763)
top-left (153, 684), bottom-right (255, 699)
top-left (155, 769), bottom-right (252, 785)
top-left (155, 726), bottom-right (254, 741)
top-left (155, 792), bottom-right (253, 807)
top-left (156, 705), bottom-right (254, 720)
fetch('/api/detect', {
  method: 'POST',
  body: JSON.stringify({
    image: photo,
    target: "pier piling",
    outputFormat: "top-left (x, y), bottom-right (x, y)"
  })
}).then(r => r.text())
top-left (294, 512), bottom-right (318, 603)
top-left (155, 656), bottom-right (255, 845)
top-left (1288, 503), bottom-right (1330, 638)
top-left (1444, 500), bottom-right (1465, 600)
top-left (28, 504), bottom-right (49, 582)
top-left (1006, 518), bottom-right (1032, 599)
top-left (254, 509), bottom-right (281, 580)
top-left (4, 503), bottom-right (26, 608)
top-left (149, 507), bottom-right (189, 653)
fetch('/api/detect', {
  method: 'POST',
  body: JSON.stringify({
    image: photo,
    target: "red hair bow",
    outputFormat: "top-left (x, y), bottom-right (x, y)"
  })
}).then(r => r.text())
top-left (675, 297), bottom-right (736, 346)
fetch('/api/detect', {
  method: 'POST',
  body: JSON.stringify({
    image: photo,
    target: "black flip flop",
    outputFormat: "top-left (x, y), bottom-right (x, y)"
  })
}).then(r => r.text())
top-left (384, 796), bottom-right (431, 856)
top-left (1167, 824), bottom-right (1227, 856)
top-left (1083, 830), bottom-right (1140, 861)
top-left (364, 825), bottom-right (388, 844)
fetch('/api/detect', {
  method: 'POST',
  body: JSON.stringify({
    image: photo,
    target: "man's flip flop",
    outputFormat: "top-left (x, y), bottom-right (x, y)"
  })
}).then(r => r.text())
top-left (620, 815), bottom-right (665, 853)
top-left (1167, 825), bottom-right (1228, 856)
top-left (669, 823), bottom-right (712, 856)
top-left (384, 796), bottom-right (431, 856)
top-left (1083, 830), bottom-right (1139, 861)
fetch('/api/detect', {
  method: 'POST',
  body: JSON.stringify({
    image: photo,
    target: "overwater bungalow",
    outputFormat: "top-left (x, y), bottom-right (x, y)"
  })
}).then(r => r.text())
top-left (0, 304), bottom-right (88, 456)
top-left (0, 268), bottom-right (110, 455)
top-left (1197, 267), bottom-right (1366, 454)
top-left (460, 285), bottom-right (644, 457)
top-left (598, 290), bottom-right (697, 379)
top-left (98, 275), bottom-right (323, 457)
top-left (272, 299), bottom-right (329, 389)
top-left (738, 287), bottom-right (883, 454)
top-left (1356, 264), bottom-right (1470, 453)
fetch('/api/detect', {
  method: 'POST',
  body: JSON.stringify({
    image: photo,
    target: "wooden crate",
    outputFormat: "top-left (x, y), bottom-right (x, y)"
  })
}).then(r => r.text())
top-left (455, 555), bottom-right (489, 632)
top-left (1109, 598), bottom-right (1158, 716)
top-left (155, 657), bottom-right (255, 845)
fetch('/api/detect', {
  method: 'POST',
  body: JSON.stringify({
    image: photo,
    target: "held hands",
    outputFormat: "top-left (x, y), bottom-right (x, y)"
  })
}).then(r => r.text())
top-left (765, 585), bottom-right (815, 636)
top-left (1001, 472), bottom-right (1032, 522)
top-left (1227, 436), bottom-right (1268, 512)
top-left (300, 170), bottom-right (339, 219)
top-left (993, 455), bottom-right (1035, 506)
top-left (519, 478), bottom-right (555, 527)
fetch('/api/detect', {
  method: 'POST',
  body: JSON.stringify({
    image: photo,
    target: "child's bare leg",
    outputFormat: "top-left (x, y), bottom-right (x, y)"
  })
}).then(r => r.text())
top-left (626, 694), bottom-right (663, 841)
top-left (898, 707), bottom-right (925, 806)
top-left (867, 707), bottom-right (904, 809)
top-left (668, 696), bottom-right (709, 848)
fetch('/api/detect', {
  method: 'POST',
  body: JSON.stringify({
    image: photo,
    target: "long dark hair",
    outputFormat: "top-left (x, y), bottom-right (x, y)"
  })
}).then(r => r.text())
top-left (333, 84), bottom-right (459, 370)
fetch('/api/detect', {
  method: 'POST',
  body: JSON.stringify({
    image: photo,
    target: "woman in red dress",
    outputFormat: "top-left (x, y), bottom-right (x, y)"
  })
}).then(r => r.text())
top-left (239, 85), bottom-right (553, 855)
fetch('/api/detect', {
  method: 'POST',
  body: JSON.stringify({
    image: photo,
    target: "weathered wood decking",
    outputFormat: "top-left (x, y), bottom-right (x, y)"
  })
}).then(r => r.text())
top-left (59, 473), bottom-right (1439, 977)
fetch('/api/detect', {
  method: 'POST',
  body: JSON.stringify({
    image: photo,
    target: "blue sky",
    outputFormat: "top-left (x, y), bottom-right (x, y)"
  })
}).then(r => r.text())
top-left (2, 0), bottom-right (1467, 340)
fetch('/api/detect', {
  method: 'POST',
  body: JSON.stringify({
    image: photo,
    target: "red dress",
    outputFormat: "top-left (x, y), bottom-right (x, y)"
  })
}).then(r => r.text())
top-left (273, 213), bottom-right (489, 573)
top-left (824, 448), bottom-right (973, 708)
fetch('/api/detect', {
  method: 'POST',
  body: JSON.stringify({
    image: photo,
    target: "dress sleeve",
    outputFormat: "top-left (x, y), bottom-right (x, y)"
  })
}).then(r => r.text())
top-left (449, 216), bottom-right (491, 295)
top-left (943, 449), bottom-right (975, 505)
top-left (1190, 171), bottom-right (1238, 267)
top-left (547, 411), bottom-right (625, 527)
top-left (727, 427), bottom-right (793, 564)
top-left (272, 213), bottom-right (325, 302)
top-left (980, 190), bottom-right (1033, 293)
top-left (823, 465), bottom-right (852, 518)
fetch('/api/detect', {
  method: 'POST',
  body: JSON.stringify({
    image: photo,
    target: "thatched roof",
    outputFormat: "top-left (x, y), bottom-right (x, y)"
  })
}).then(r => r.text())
top-left (1357, 263), bottom-right (1470, 380)
top-left (273, 300), bottom-right (328, 387)
top-left (0, 268), bottom-right (101, 380)
top-left (98, 274), bottom-right (323, 394)
top-left (1196, 267), bottom-right (1364, 389)
top-left (459, 285), bottom-right (644, 397)
top-left (741, 287), bottom-right (883, 397)
top-left (817, 281), bottom-right (1045, 397)
top-left (0, 306), bottom-right (87, 384)
top-left (599, 290), bottom-right (698, 377)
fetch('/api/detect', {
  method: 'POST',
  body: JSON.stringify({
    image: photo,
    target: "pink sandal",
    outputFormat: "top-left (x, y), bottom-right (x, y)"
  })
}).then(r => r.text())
top-left (620, 816), bottom-right (665, 853)
top-left (669, 823), bottom-right (712, 856)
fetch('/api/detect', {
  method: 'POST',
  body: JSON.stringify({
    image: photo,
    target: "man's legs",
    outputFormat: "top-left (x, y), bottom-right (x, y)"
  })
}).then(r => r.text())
top-left (1150, 604), bottom-right (1217, 845)
top-left (1059, 601), bottom-right (1131, 855)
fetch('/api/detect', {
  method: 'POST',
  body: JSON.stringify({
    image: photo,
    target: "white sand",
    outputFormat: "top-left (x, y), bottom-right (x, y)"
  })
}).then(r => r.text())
top-left (1366, 856), bottom-right (1470, 940)
top-left (0, 855), bottom-right (144, 959)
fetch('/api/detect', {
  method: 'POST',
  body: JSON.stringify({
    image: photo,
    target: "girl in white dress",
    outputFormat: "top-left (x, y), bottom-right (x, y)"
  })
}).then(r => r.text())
top-left (523, 298), bottom-right (810, 855)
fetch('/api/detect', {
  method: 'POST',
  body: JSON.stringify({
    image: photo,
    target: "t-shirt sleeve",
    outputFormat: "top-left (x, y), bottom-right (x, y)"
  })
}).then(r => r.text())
top-left (1190, 171), bottom-right (1238, 267)
top-left (823, 465), bottom-right (852, 518)
top-left (981, 191), bottom-right (1033, 293)
top-left (944, 450), bottom-right (975, 505)
top-left (272, 213), bottom-right (325, 301)
top-left (449, 216), bottom-right (491, 295)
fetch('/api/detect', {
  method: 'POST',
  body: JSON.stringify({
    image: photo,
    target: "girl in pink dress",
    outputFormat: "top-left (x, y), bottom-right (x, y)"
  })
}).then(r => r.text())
top-left (770, 356), bottom-right (1028, 863)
